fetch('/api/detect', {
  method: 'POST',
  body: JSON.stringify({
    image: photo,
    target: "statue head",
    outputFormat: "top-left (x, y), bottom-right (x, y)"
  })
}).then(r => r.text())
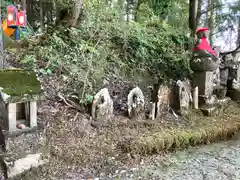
top-left (196, 27), bottom-right (209, 39)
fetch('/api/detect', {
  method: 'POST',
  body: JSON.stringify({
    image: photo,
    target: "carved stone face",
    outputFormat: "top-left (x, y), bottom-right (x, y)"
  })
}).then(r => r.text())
top-left (133, 95), bottom-right (144, 106)
top-left (197, 31), bottom-right (208, 38)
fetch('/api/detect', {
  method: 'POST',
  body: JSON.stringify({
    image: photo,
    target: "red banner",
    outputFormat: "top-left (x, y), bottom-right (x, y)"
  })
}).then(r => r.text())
top-left (17, 11), bottom-right (26, 26)
top-left (7, 5), bottom-right (17, 26)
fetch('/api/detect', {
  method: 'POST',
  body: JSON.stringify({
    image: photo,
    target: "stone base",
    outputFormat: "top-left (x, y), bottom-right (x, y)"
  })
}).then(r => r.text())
top-left (129, 106), bottom-right (145, 120)
top-left (217, 97), bottom-right (231, 104)
top-left (5, 153), bottom-right (48, 178)
top-left (193, 71), bottom-right (214, 98)
top-left (0, 123), bottom-right (48, 179)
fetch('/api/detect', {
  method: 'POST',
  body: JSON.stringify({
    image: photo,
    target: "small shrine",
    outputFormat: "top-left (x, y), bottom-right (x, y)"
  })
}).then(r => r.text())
top-left (0, 69), bottom-right (46, 179)
top-left (0, 69), bottom-right (43, 132)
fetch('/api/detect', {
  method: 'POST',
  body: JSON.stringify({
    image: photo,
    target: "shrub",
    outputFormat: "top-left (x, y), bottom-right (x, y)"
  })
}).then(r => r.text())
top-left (19, 0), bottom-right (191, 100)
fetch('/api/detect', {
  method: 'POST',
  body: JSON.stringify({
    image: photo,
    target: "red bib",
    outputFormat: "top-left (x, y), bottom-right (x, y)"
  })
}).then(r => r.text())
top-left (193, 37), bottom-right (216, 56)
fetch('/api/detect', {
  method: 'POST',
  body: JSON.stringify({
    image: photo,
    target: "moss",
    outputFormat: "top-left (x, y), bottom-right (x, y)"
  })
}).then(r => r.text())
top-left (119, 101), bottom-right (240, 155)
top-left (0, 69), bottom-right (42, 97)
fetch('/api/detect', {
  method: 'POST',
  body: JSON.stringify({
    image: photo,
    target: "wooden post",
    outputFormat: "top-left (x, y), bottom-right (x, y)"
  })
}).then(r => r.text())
top-left (193, 86), bottom-right (198, 109)
top-left (30, 101), bottom-right (37, 127)
top-left (151, 102), bottom-right (156, 120)
top-left (8, 103), bottom-right (17, 131)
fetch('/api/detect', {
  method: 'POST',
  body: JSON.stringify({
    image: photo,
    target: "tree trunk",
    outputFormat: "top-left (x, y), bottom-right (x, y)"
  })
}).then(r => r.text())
top-left (195, 0), bottom-right (202, 28)
top-left (134, 0), bottom-right (141, 22)
top-left (23, 0), bottom-right (26, 12)
top-left (207, 0), bottom-right (216, 46)
top-left (189, 0), bottom-right (199, 36)
top-left (118, 0), bottom-right (125, 22)
top-left (237, 18), bottom-right (240, 47)
top-left (40, 0), bottom-right (44, 32)
top-left (126, 0), bottom-right (130, 22)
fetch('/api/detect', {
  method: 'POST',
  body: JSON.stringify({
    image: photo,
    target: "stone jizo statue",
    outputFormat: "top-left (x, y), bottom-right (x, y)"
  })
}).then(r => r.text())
top-left (192, 27), bottom-right (217, 61)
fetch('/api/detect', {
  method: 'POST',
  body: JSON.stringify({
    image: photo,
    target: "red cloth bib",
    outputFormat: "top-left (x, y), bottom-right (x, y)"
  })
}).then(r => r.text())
top-left (193, 37), bottom-right (216, 56)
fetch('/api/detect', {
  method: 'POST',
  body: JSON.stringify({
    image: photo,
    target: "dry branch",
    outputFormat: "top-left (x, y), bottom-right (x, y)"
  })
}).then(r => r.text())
top-left (57, 92), bottom-right (83, 112)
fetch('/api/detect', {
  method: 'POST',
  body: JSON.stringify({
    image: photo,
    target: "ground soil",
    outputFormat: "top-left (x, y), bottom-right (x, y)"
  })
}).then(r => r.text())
top-left (11, 73), bottom-right (240, 180)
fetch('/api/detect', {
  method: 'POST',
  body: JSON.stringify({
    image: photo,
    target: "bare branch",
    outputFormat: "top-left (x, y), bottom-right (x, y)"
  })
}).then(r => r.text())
top-left (200, 4), bottom-right (225, 15)
top-left (57, 92), bottom-right (84, 112)
top-left (220, 45), bottom-right (240, 56)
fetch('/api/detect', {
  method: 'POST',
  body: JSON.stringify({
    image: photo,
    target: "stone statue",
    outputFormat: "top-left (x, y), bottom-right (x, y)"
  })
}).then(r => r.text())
top-left (91, 88), bottom-right (113, 121)
top-left (219, 53), bottom-right (240, 101)
top-left (176, 80), bottom-right (192, 115)
top-left (192, 27), bottom-right (217, 60)
top-left (127, 87), bottom-right (145, 119)
top-left (191, 27), bottom-right (219, 72)
top-left (190, 27), bottom-right (221, 111)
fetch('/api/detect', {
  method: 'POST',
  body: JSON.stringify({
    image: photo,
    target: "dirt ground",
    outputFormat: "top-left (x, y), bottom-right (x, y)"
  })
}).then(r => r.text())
top-left (12, 74), bottom-right (240, 180)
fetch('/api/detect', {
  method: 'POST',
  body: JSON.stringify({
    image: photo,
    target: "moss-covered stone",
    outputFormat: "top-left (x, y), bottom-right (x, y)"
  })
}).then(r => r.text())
top-left (0, 69), bottom-right (43, 101)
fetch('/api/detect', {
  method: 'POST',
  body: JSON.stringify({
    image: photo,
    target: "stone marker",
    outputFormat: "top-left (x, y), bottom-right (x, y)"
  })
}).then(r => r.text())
top-left (156, 85), bottom-right (171, 118)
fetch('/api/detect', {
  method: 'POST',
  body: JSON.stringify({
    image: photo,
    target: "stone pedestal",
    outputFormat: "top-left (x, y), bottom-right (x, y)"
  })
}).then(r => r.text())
top-left (193, 71), bottom-right (214, 105)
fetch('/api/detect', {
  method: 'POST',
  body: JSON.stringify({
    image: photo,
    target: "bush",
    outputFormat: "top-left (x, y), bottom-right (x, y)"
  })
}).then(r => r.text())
top-left (19, 0), bottom-right (191, 101)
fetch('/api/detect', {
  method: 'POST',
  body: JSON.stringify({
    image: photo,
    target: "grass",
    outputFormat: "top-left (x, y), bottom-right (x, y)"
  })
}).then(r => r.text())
top-left (119, 101), bottom-right (240, 155)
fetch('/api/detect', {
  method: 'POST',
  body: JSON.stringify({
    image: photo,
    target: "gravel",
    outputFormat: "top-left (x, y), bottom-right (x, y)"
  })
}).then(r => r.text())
top-left (105, 137), bottom-right (240, 180)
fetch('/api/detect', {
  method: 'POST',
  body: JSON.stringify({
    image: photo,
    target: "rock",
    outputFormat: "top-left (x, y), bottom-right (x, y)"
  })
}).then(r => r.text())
top-left (5, 153), bottom-right (47, 178)
top-left (228, 89), bottom-right (240, 101)
top-left (201, 105), bottom-right (218, 116)
top-left (3, 130), bottom-right (48, 178)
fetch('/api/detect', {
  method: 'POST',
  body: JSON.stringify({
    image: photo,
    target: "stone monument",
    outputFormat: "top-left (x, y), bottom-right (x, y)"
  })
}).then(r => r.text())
top-left (222, 53), bottom-right (240, 101)
top-left (190, 27), bottom-right (226, 115)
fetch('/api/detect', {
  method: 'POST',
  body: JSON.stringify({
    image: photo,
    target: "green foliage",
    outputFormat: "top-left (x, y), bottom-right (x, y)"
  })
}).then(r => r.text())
top-left (20, 0), bottom-right (190, 100)
top-left (148, 0), bottom-right (174, 19)
top-left (54, 0), bottom-right (74, 9)
top-left (1, 0), bottom-right (13, 19)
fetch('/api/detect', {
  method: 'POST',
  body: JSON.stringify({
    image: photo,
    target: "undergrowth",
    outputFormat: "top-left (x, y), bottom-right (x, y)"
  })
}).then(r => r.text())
top-left (119, 101), bottom-right (240, 155)
top-left (17, 0), bottom-right (191, 102)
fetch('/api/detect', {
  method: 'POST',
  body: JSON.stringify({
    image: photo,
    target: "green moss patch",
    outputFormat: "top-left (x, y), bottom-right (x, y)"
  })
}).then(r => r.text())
top-left (0, 69), bottom-right (42, 97)
top-left (119, 101), bottom-right (240, 155)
